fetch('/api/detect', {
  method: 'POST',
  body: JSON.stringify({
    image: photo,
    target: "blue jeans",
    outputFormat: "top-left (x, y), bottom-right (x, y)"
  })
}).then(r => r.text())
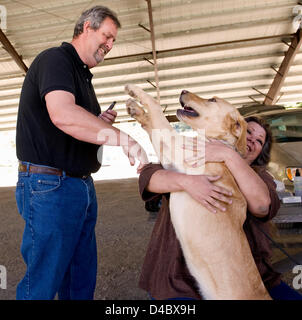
top-left (15, 162), bottom-right (98, 300)
top-left (269, 281), bottom-right (302, 300)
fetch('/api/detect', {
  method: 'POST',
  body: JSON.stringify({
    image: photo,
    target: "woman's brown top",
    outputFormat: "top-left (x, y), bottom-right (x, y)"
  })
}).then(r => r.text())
top-left (138, 163), bottom-right (281, 300)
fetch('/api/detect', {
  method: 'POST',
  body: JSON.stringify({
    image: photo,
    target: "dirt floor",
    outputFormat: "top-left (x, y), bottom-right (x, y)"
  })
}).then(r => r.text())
top-left (0, 177), bottom-right (301, 300)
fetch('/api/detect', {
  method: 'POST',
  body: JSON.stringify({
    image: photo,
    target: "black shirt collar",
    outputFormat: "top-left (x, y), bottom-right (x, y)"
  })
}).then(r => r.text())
top-left (61, 42), bottom-right (93, 80)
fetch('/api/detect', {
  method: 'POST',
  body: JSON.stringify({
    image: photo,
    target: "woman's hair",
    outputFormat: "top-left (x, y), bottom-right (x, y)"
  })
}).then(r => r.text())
top-left (245, 116), bottom-right (273, 167)
top-left (73, 6), bottom-right (121, 38)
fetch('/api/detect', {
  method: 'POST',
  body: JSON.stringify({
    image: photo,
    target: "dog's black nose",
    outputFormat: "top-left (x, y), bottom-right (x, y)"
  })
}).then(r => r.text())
top-left (181, 90), bottom-right (188, 95)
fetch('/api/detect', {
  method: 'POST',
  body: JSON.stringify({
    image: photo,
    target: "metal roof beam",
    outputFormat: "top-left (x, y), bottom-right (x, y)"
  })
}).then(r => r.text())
top-left (0, 28), bottom-right (28, 74)
top-left (3, 33), bottom-right (291, 65)
top-left (145, 0), bottom-right (160, 103)
top-left (264, 28), bottom-right (302, 105)
top-left (101, 34), bottom-right (292, 66)
top-left (2, 91), bottom-right (302, 130)
top-left (6, 63), bottom-right (302, 103)
top-left (4, 84), bottom-right (302, 119)
top-left (96, 51), bottom-right (287, 78)
top-left (92, 62), bottom-right (285, 86)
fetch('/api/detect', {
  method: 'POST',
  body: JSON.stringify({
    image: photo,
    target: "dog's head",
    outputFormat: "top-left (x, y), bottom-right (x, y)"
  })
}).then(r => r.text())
top-left (177, 90), bottom-right (247, 156)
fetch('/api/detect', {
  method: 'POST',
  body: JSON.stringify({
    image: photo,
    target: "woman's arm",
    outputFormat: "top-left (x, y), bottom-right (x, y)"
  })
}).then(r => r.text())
top-left (146, 168), bottom-right (233, 214)
top-left (205, 142), bottom-right (271, 217)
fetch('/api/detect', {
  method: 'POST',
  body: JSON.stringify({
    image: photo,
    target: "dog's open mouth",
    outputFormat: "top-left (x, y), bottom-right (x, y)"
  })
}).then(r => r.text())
top-left (177, 96), bottom-right (199, 120)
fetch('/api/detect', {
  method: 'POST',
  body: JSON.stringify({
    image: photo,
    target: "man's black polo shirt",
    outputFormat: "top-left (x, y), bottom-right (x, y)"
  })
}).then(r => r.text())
top-left (16, 42), bottom-right (102, 176)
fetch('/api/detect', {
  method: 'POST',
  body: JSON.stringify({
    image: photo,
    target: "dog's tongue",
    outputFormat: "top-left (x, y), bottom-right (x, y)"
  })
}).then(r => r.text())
top-left (179, 104), bottom-right (199, 117)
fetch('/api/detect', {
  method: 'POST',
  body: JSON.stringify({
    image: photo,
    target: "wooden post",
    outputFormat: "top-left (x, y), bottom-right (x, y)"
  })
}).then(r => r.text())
top-left (0, 28), bottom-right (28, 74)
top-left (264, 29), bottom-right (302, 105)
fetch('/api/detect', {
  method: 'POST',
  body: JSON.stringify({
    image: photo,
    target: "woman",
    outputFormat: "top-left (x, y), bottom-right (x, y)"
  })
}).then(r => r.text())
top-left (138, 116), bottom-right (302, 300)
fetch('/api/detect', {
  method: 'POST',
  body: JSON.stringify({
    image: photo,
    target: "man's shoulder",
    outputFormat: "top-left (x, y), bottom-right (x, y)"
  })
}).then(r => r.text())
top-left (28, 43), bottom-right (74, 76)
top-left (35, 44), bottom-right (69, 63)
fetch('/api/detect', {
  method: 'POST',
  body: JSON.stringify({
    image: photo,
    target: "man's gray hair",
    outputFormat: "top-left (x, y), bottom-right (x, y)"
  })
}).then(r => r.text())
top-left (73, 6), bottom-right (121, 38)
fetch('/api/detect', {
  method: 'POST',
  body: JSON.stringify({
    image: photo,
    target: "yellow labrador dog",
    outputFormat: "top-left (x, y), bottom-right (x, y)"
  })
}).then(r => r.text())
top-left (125, 84), bottom-right (271, 300)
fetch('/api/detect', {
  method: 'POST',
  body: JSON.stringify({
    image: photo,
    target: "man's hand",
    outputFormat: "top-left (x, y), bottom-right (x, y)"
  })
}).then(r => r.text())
top-left (98, 109), bottom-right (117, 125)
top-left (122, 139), bottom-right (148, 173)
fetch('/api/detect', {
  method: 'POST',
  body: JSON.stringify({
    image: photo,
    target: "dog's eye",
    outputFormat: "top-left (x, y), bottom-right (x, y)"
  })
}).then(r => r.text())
top-left (208, 98), bottom-right (216, 102)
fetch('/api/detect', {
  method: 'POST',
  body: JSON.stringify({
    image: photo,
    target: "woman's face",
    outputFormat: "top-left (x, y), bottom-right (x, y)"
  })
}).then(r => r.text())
top-left (245, 121), bottom-right (266, 165)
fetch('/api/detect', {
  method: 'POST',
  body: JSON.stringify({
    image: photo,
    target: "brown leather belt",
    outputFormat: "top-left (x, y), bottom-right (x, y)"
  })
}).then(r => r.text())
top-left (18, 163), bottom-right (90, 179)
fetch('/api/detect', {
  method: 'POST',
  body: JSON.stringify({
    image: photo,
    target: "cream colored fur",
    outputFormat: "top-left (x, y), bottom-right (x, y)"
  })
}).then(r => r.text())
top-left (125, 84), bottom-right (271, 300)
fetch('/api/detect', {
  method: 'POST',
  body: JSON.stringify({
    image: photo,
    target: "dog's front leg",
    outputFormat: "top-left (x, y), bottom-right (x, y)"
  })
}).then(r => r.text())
top-left (126, 98), bottom-right (152, 135)
top-left (125, 84), bottom-right (172, 132)
top-left (126, 97), bottom-right (175, 169)
top-left (125, 84), bottom-right (200, 173)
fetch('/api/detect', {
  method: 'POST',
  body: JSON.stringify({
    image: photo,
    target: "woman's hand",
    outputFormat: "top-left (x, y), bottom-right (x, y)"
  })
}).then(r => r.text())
top-left (179, 174), bottom-right (233, 213)
top-left (146, 169), bottom-right (233, 213)
top-left (182, 138), bottom-right (271, 217)
top-left (183, 138), bottom-right (235, 167)
top-left (204, 140), bottom-right (235, 163)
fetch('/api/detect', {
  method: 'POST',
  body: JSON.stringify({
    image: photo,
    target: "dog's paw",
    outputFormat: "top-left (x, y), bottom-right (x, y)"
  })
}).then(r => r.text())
top-left (125, 84), bottom-right (139, 99)
top-left (126, 98), bottom-right (145, 118)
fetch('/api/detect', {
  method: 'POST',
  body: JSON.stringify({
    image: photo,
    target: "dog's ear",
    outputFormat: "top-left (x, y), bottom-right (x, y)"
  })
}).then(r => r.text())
top-left (229, 113), bottom-right (247, 156)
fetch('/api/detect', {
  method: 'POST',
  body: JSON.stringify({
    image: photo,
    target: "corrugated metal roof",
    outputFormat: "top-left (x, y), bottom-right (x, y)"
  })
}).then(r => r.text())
top-left (0, 0), bottom-right (301, 131)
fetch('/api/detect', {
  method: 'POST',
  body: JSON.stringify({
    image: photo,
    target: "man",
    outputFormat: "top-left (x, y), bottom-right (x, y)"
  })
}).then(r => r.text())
top-left (15, 6), bottom-right (147, 300)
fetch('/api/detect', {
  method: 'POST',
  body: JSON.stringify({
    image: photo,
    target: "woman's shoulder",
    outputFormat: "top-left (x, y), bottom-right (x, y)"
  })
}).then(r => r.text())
top-left (252, 166), bottom-right (276, 187)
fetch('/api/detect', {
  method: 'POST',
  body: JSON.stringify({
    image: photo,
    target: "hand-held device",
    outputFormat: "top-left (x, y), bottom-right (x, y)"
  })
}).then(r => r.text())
top-left (107, 101), bottom-right (116, 111)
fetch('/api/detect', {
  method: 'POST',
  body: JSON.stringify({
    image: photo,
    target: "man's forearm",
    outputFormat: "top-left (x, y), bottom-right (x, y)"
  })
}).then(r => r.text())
top-left (51, 101), bottom-right (132, 146)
